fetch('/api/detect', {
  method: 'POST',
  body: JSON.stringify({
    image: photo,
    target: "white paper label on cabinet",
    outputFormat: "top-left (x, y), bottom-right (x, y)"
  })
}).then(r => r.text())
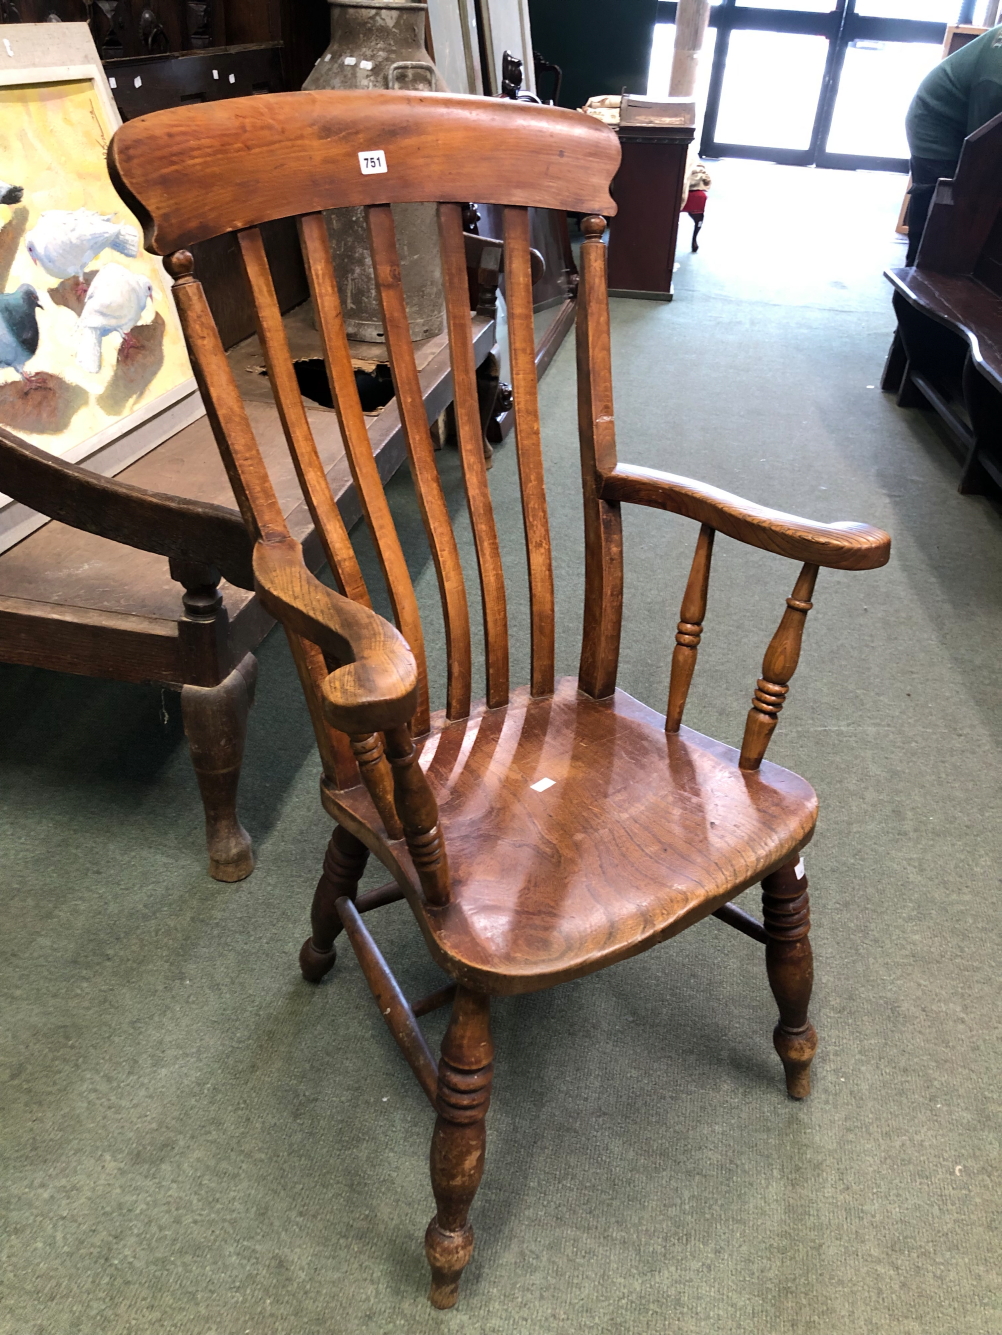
top-left (359, 60), bottom-right (373, 70)
top-left (134, 76), bottom-right (142, 88)
top-left (358, 150), bottom-right (387, 175)
top-left (108, 77), bottom-right (117, 88)
top-left (228, 73), bottom-right (235, 83)
top-left (530, 777), bottom-right (556, 793)
top-left (212, 69), bottom-right (219, 79)
top-left (343, 56), bottom-right (357, 66)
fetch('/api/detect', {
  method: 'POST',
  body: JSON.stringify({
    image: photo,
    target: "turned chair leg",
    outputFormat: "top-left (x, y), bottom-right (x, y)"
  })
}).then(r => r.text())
top-left (180, 652), bottom-right (257, 883)
top-left (425, 988), bottom-right (493, 1309)
top-left (762, 857), bottom-right (818, 1099)
top-left (299, 824), bottom-right (370, 982)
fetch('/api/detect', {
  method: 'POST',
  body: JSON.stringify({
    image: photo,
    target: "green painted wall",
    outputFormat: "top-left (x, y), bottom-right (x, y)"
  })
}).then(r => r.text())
top-left (528, 0), bottom-right (659, 109)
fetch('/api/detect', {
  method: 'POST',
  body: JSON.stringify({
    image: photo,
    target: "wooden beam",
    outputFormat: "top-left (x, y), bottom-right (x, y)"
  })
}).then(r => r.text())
top-left (669, 0), bottom-right (711, 98)
top-left (336, 896), bottom-right (439, 1104)
top-left (712, 901), bottom-right (767, 945)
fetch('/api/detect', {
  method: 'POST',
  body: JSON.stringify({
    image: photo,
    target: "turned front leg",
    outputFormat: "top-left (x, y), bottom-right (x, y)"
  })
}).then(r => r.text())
top-left (762, 857), bottom-right (817, 1099)
top-left (180, 652), bottom-right (258, 882)
top-left (426, 988), bottom-right (493, 1309)
top-left (299, 824), bottom-right (369, 983)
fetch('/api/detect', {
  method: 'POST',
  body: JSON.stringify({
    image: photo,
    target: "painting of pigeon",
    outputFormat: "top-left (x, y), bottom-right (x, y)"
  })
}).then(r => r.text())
top-left (0, 284), bottom-right (42, 383)
top-left (76, 263), bottom-right (153, 374)
top-left (26, 208), bottom-right (139, 293)
top-left (0, 180), bottom-right (24, 205)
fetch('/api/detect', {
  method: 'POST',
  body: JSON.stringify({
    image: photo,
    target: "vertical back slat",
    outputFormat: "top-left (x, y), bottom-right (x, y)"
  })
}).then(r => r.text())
top-left (366, 203), bottom-right (472, 721)
top-left (502, 206), bottom-right (555, 697)
top-left (575, 216), bottom-right (623, 700)
top-left (167, 250), bottom-right (359, 791)
top-left (438, 202), bottom-right (510, 710)
top-left (237, 226), bottom-right (370, 607)
top-left (298, 211), bottom-right (431, 735)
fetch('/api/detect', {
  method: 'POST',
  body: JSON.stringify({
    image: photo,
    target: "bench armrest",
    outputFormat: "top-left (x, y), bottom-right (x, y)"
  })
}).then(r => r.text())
top-left (600, 464), bottom-right (890, 571)
top-left (253, 533), bottom-right (418, 735)
top-left (0, 427), bottom-right (254, 589)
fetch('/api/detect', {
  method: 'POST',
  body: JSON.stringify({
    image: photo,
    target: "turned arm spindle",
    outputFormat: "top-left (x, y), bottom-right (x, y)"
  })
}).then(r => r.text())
top-left (739, 562), bottom-right (818, 770)
top-left (666, 523), bottom-right (714, 733)
top-left (383, 724), bottom-right (450, 906)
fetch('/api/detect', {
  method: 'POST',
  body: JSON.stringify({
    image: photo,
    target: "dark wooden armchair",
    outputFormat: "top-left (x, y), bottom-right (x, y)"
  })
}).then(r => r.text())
top-left (109, 89), bottom-right (891, 1309)
top-left (0, 427), bottom-right (259, 880)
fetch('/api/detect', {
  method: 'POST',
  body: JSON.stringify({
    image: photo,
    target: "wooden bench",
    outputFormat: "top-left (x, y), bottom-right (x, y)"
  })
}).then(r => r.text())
top-left (883, 110), bottom-right (1002, 497)
top-left (0, 309), bottom-right (497, 881)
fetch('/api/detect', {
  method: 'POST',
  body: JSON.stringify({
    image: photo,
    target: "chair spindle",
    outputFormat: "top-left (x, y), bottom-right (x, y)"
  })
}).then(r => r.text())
top-left (236, 227), bottom-right (370, 606)
top-left (739, 562), bottom-right (819, 770)
top-left (348, 731), bottom-right (404, 840)
top-left (666, 523), bottom-right (714, 733)
top-left (298, 211), bottom-right (431, 734)
top-left (438, 202), bottom-right (510, 710)
top-left (575, 216), bottom-right (624, 700)
top-left (503, 206), bottom-right (555, 697)
top-left (383, 724), bottom-right (450, 906)
top-left (367, 203), bottom-right (473, 721)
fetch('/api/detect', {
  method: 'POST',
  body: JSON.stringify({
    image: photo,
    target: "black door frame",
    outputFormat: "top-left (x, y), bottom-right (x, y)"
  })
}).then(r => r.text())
top-left (656, 0), bottom-right (971, 171)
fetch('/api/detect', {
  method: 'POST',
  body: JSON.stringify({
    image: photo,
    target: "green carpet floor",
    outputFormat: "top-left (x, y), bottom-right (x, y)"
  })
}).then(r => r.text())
top-left (2, 161), bottom-right (999, 1335)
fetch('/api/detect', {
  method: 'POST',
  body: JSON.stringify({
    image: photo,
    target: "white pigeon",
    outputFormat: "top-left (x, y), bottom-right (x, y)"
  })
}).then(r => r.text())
top-left (76, 263), bottom-right (153, 375)
top-left (26, 209), bottom-right (139, 289)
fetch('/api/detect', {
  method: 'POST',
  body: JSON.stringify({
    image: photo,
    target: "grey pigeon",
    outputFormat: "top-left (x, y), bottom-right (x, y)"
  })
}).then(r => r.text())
top-left (0, 180), bottom-right (23, 206)
top-left (0, 284), bottom-right (42, 382)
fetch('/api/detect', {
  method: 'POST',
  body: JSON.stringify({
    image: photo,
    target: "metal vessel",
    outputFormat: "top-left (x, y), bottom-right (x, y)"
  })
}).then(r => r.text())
top-left (303, 0), bottom-right (446, 343)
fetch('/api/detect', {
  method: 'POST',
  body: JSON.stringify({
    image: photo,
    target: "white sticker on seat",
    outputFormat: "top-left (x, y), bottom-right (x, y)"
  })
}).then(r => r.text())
top-left (358, 150), bottom-right (387, 175)
top-left (530, 777), bottom-right (556, 793)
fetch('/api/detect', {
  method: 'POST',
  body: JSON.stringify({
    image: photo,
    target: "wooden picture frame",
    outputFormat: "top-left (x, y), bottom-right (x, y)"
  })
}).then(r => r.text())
top-left (0, 23), bottom-right (202, 553)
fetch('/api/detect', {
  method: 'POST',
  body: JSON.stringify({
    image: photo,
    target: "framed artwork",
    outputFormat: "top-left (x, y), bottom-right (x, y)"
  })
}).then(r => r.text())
top-left (0, 23), bottom-right (202, 552)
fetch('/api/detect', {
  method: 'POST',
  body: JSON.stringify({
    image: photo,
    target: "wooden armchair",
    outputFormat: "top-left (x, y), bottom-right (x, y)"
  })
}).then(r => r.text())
top-left (109, 90), bottom-right (891, 1309)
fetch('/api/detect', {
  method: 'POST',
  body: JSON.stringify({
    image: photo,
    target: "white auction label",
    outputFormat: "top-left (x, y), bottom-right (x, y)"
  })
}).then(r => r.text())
top-left (358, 149), bottom-right (387, 175)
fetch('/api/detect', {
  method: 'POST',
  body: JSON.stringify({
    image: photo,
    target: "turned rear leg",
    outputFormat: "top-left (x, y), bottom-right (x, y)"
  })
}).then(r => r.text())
top-left (762, 857), bottom-right (817, 1099)
top-left (425, 988), bottom-right (493, 1309)
top-left (299, 824), bottom-right (369, 983)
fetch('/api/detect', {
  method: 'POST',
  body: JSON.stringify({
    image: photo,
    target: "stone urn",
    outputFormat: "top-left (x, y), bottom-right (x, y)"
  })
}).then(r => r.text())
top-left (304, 0), bottom-right (446, 343)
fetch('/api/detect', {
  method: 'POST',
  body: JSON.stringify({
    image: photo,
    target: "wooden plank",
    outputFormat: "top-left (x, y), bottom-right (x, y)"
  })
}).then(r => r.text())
top-left (438, 203), bottom-right (509, 710)
top-left (0, 595), bottom-right (180, 683)
top-left (367, 203), bottom-right (472, 721)
top-left (503, 206), bottom-right (555, 698)
top-left (236, 226), bottom-right (370, 606)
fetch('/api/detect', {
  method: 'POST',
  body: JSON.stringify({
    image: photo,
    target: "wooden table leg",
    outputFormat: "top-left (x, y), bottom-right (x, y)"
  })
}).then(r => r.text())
top-left (180, 651), bottom-right (257, 882)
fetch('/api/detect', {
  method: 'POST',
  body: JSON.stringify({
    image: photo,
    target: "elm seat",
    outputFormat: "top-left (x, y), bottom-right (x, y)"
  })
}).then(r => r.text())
top-left (336, 679), bottom-right (818, 994)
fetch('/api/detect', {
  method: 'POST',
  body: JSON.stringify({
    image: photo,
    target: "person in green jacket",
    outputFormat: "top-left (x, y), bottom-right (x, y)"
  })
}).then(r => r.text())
top-left (905, 26), bottom-right (1002, 262)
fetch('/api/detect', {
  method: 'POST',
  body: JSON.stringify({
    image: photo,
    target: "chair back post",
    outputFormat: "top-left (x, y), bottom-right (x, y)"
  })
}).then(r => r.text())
top-left (576, 214), bottom-right (624, 700)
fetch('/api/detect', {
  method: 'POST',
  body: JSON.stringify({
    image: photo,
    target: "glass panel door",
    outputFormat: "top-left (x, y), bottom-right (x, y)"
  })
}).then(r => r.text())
top-left (824, 39), bottom-right (944, 158)
top-left (713, 31), bottom-right (831, 150)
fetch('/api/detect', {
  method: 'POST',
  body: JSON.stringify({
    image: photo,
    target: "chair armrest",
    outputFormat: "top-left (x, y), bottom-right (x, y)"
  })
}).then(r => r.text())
top-left (0, 426), bottom-right (254, 589)
top-left (253, 533), bottom-right (418, 734)
top-left (600, 464), bottom-right (890, 571)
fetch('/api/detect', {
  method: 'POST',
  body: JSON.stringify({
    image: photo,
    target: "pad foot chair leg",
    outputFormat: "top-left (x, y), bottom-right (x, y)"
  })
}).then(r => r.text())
top-left (425, 988), bottom-right (493, 1309)
top-left (299, 824), bottom-right (369, 982)
top-left (180, 652), bottom-right (257, 882)
top-left (762, 857), bottom-right (818, 1099)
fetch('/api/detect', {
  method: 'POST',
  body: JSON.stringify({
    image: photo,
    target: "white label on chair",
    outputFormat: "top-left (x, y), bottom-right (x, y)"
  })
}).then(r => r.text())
top-left (530, 777), bottom-right (556, 793)
top-left (795, 858), bottom-right (805, 879)
top-left (358, 150), bottom-right (387, 175)
top-left (343, 56), bottom-right (357, 65)
top-left (359, 59), bottom-right (373, 70)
